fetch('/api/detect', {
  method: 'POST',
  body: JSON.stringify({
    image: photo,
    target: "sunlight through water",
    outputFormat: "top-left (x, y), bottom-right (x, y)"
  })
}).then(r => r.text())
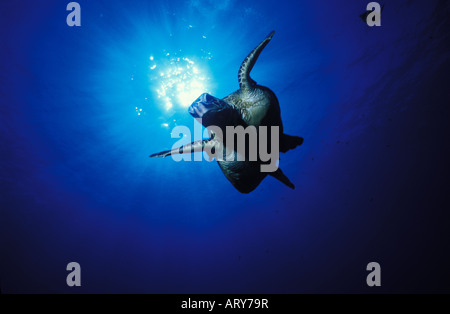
top-left (148, 51), bottom-right (213, 112)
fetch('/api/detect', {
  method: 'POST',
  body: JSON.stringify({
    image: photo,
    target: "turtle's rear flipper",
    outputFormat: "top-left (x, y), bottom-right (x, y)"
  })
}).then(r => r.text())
top-left (269, 168), bottom-right (295, 189)
top-left (280, 133), bottom-right (304, 153)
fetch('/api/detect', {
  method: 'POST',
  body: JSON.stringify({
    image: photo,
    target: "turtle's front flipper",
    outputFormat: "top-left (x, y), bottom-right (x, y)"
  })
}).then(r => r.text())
top-left (238, 30), bottom-right (275, 92)
top-left (149, 139), bottom-right (217, 158)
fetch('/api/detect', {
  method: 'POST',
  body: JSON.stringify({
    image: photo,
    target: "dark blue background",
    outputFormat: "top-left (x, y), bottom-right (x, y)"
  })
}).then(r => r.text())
top-left (1, 0), bottom-right (449, 293)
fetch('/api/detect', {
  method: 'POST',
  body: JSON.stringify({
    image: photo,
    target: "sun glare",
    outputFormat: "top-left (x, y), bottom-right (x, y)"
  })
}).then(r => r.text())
top-left (149, 53), bottom-right (212, 112)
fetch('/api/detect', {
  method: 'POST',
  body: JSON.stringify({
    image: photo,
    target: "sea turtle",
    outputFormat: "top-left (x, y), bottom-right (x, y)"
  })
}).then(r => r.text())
top-left (150, 31), bottom-right (304, 193)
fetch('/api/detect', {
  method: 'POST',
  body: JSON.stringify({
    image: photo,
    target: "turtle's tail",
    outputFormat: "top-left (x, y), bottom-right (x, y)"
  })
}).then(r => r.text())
top-left (238, 30), bottom-right (275, 93)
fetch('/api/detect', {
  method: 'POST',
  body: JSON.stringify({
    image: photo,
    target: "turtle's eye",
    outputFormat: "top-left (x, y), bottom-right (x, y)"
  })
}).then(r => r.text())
top-left (203, 93), bottom-right (215, 103)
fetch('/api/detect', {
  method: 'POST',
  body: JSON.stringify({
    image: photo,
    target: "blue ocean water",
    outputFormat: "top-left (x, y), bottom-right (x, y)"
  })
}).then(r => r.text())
top-left (1, 0), bottom-right (449, 293)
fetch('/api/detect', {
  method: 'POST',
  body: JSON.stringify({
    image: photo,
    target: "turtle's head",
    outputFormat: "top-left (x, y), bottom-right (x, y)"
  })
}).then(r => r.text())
top-left (189, 93), bottom-right (244, 129)
top-left (188, 93), bottom-right (224, 119)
